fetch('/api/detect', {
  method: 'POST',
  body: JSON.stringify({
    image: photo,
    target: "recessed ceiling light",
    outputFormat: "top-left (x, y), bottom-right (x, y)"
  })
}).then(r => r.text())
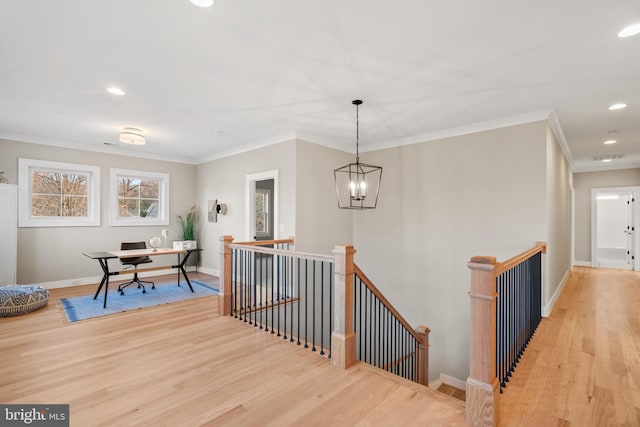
top-left (608, 103), bottom-right (627, 110)
top-left (602, 159), bottom-right (613, 163)
top-left (604, 139), bottom-right (617, 145)
top-left (107, 87), bottom-right (125, 96)
top-left (618, 23), bottom-right (640, 38)
top-left (190, 0), bottom-right (214, 7)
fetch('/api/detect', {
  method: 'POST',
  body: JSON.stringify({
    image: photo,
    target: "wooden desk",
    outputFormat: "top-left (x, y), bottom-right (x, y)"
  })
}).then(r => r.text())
top-left (83, 248), bottom-right (203, 308)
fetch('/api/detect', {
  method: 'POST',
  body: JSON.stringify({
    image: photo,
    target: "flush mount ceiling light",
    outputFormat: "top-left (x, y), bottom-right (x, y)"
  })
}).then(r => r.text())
top-left (190, 0), bottom-right (214, 7)
top-left (334, 100), bottom-right (383, 210)
top-left (119, 127), bottom-right (146, 145)
top-left (618, 22), bottom-right (640, 38)
top-left (107, 87), bottom-right (125, 96)
top-left (609, 102), bottom-right (627, 110)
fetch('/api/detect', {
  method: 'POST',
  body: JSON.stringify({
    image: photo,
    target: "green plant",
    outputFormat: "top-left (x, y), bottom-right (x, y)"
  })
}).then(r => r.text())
top-left (178, 205), bottom-right (196, 240)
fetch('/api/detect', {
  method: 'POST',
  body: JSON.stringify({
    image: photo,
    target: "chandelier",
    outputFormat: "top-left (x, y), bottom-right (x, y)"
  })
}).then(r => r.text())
top-left (334, 100), bottom-right (382, 209)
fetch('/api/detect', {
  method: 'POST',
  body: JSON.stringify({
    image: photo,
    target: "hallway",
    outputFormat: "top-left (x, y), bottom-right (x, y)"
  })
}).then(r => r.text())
top-left (499, 267), bottom-right (640, 426)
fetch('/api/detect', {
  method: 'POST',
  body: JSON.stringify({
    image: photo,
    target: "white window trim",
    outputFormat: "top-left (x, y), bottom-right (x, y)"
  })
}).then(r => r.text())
top-left (18, 158), bottom-right (101, 227)
top-left (110, 168), bottom-right (170, 227)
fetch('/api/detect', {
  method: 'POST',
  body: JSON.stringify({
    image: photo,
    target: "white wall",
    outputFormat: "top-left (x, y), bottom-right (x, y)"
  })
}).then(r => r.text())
top-left (573, 168), bottom-right (640, 263)
top-left (544, 126), bottom-right (572, 312)
top-left (195, 140), bottom-right (297, 274)
top-left (352, 121), bottom-right (548, 381)
top-left (0, 138), bottom-right (197, 285)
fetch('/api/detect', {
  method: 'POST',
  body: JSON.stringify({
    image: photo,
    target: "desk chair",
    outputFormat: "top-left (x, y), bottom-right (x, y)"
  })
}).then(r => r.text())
top-left (118, 242), bottom-right (155, 295)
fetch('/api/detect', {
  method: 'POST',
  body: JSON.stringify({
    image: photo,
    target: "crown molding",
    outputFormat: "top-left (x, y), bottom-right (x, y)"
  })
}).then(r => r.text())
top-left (572, 162), bottom-right (640, 173)
top-left (359, 109), bottom-right (554, 153)
top-left (547, 109), bottom-right (575, 170)
top-left (196, 131), bottom-right (297, 164)
top-left (0, 131), bottom-right (198, 164)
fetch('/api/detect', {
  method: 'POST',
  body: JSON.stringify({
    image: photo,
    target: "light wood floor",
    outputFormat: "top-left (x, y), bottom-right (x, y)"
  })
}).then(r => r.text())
top-left (500, 267), bottom-right (640, 426)
top-left (0, 273), bottom-right (465, 427)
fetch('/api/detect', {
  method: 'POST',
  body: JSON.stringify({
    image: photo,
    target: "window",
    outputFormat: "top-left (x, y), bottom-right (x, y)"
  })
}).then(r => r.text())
top-left (255, 188), bottom-right (270, 237)
top-left (18, 158), bottom-right (100, 227)
top-left (110, 168), bottom-right (169, 226)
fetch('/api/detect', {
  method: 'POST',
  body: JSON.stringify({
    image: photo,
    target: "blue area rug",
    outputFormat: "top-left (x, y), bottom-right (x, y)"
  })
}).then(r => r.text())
top-left (61, 280), bottom-right (218, 322)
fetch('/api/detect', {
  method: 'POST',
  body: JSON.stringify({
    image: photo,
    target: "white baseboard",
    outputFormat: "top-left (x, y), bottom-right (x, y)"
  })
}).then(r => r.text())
top-left (34, 266), bottom-right (199, 289)
top-left (542, 269), bottom-right (569, 317)
top-left (572, 260), bottom-right (592, 267)
top-left (198, 266), bottom-right (219, 277)
top-left (438, 373), bottom-right (466, 390)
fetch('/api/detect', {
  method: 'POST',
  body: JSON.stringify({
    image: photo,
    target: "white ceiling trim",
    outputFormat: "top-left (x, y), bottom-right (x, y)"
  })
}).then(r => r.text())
top-left (196, 130), bottom-right (298, 164)
top-left (0, 131), bottom-right (197, 164)
top-left (548, 109), bottom-right (575, 171)
top-left (359, 109), bottom-right (555, 153)
top-left (572, 162), bottom-right (640, 174)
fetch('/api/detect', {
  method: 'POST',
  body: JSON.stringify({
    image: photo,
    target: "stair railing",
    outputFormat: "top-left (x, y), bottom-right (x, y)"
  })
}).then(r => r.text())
top-left (353, 265), bottom-right (430, 385)
top-left (466, 242), bottom-right (546, 427)
top-left (222, 236), bottom-right (335, 357)
top-left (219, 236), bottom-right (431, 386)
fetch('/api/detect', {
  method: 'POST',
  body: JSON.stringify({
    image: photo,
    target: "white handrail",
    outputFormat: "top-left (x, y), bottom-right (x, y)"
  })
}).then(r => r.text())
top-left (229, 243), bottom-right (334, 263)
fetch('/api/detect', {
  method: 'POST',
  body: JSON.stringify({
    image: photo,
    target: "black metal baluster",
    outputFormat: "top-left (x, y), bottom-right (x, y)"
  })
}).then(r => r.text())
top-left (320, 261), bottom-right (325, 355)
top-left (290, 256), bottom-right (295, 343)
top-left (297, 258), bottom-right (301, 345)
top-left (233, 249), bottom-right (238, 318)
top-left (359, 276), bottom-right (363, 360)
top-left (277, 254), bottom-right (281, 337)
top-left (304, 259), bottom-right (308, 348)
top-left (270, 253), bottom-right (275, 334)
top-left (258, 252), bottom-right (263, 329)
top-left (364, 285), bottom-right (368, 363)
top-left (311, 261), bottom-right (316, 352)
top-left (248, 251), bottom-right (253, 326)
top-left (283, 254), bottom-right (288, 340)
top-left (239, 249), bottom-right (244, 321)
top-left (329, 262), bottom-right (333, 359)
top-left (377, 299), bottom-right (381, 368)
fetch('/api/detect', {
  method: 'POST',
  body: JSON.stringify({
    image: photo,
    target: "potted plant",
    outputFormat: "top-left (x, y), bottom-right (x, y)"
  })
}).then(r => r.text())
top-left (176, 205), bottom-right (197, 249)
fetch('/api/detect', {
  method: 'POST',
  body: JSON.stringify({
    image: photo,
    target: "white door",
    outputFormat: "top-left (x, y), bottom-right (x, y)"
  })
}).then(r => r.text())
top-left (593, 190), bottom-right (635, 270)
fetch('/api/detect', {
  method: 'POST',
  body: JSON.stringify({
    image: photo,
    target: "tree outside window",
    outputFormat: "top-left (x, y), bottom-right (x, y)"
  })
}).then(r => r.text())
top-left (18, 158), bottom-right (100, 227)
top-left (31, 170), bottom-right (89, 217)
top-left (116, 176), bottom-right (160, 219)
top-left (109, 168), bottom-right (169, 226)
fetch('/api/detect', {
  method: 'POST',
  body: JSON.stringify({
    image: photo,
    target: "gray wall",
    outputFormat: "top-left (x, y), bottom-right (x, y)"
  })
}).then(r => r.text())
top-left (195, 140), bottom-right (297, 274)
top-left (545, 126), bottom-right (572, 308)
top-left (352, 121), bottom-right (548, 381)
top-left (295, 140), bottom-right (353, 255)
top-left (0, 138), bottom-right (197, 285)
top-left (573, 168), bottom-right (640, 262)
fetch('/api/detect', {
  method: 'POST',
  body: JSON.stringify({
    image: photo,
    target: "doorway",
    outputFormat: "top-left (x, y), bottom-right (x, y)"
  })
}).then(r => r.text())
top-left (591, 187), bottom-right (639, 270)
top-left (245, 170), bottom-right (279, 241)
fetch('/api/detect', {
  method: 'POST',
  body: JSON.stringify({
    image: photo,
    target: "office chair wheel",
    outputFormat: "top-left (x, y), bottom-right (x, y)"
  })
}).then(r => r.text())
top-left (119, 290), bottom-right (124, 296)
top-left (152, 284), bottom-right (155, 290)
top-left (142, 289), bottom-right (146, 294)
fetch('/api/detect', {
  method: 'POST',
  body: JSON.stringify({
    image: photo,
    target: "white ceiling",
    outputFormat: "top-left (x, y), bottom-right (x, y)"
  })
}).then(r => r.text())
top-left (1, 1), bottom-right (639, 171)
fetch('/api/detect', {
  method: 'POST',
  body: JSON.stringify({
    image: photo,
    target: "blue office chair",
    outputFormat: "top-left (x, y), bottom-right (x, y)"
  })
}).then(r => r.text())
top-left (118, 241), bottom-right (155, 295)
